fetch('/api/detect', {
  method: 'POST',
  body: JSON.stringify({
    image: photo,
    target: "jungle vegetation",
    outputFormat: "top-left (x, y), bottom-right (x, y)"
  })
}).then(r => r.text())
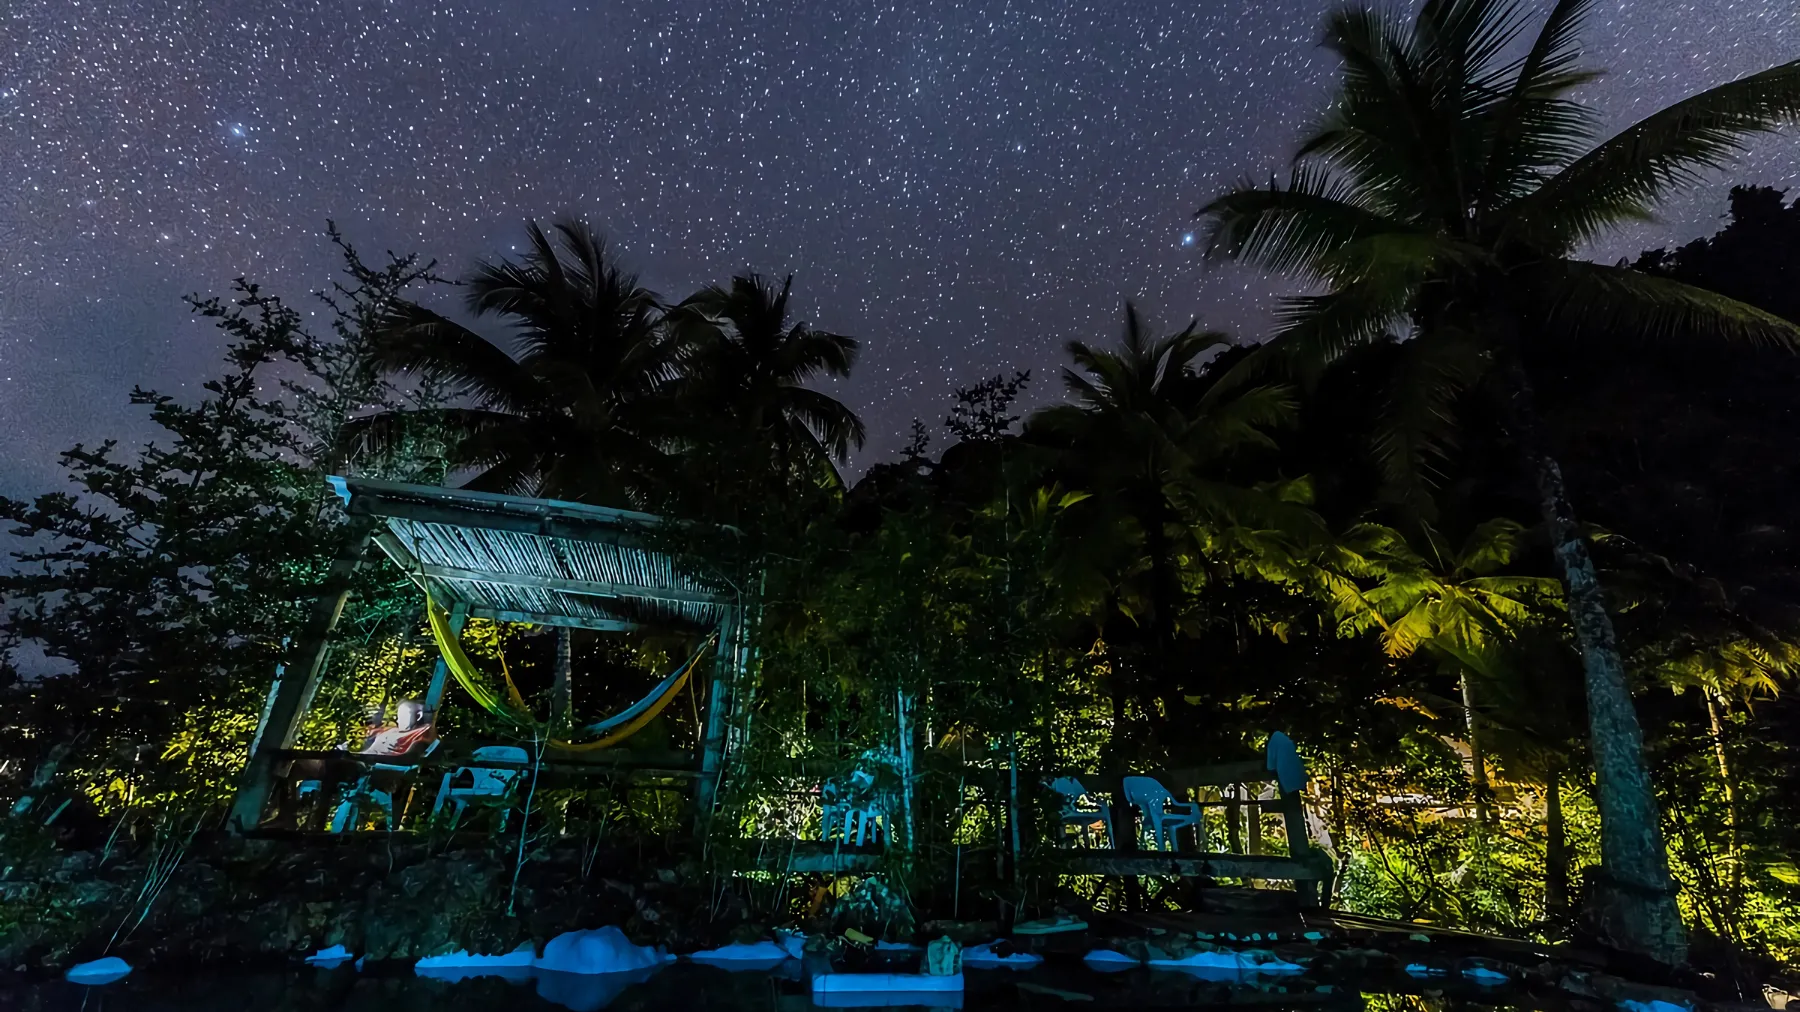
top-left (4, 0), bottom-right (1800, 974)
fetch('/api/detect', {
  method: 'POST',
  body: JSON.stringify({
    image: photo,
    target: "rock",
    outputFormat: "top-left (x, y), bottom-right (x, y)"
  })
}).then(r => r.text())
top-left (305, 944), bottom-right (355, 967)
top-left (538, 927), bottom-right (671, 975)
top-left (66, 956), bottom-right (131, 984)
top-left (687, 940), bottom-right (790, 968)
top-left (963, 942), bottom-right (1042, 969)
top-left (415, 943), bottom-right (537, 981)
top-left (1083, 948), bottom-right (1139, 970)
top-left (1146, 948), bottom-right (1305, 976)
top-left (924, 936), bottom-right (961, 976)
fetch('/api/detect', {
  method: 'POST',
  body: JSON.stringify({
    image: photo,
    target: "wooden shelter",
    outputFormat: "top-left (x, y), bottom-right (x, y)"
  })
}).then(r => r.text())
top-left (227, 477), bottom-right (745, 833)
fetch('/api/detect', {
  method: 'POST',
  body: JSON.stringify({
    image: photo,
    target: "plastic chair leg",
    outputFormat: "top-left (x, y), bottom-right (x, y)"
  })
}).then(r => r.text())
top-left (328, 801), bottom-right (354, 833)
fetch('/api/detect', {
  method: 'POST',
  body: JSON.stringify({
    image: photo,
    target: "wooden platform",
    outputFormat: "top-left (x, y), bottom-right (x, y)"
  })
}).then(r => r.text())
top-left (1045, 849), bottom-right (1330, 883)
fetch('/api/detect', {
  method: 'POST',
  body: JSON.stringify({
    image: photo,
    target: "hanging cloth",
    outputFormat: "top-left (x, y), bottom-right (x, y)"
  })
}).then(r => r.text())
top-left (425, 597), bottom-right (716, 751)
top-left (427, 599), bottom-right (530, 727)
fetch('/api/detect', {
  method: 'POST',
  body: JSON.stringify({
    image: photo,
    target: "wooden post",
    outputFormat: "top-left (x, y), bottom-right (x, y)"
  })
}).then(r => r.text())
top-left (896, 687), bottom-right (916, 851)
top-left (694, 610), bottom-right (737, 834)
top-left (1247, 799), bottom-right (1264, 855)
top-left (228, 516), bottom-right (376, 832)
top-left (1006, 733), bottom-right (1021, 882)
top-left (1225, 785), bottom-right (1243, 854)
top-left (1276, 783), bottom-right (1320, 907)
top-left (423, 602), bottom-right (469, 715)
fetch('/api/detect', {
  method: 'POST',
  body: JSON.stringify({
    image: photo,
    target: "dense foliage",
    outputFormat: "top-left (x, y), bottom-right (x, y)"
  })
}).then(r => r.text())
top-left (4, 0), bottom-right (1800, 973)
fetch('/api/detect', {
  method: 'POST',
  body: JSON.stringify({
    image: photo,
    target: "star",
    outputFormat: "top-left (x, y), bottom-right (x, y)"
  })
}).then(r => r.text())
top-left (0, 0), bottom-right (1794, 495)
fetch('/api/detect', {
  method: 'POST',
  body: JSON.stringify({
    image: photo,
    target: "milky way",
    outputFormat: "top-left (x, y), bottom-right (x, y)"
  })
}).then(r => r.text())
top-left (1, 0), bottom-right (1795, 493)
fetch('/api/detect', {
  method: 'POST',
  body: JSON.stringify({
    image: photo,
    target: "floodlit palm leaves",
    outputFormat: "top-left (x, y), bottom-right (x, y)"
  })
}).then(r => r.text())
top-left (1343, 519), bottom-right (1563, 822)
top-left (349, 219), bottom-right (681, 509)
top-left (1344, 519), bottom-right (1560, 665)
top-left (1198, 0), bottom-right (1800, 962)
top-left (673, 273), bottom-right (866, 484)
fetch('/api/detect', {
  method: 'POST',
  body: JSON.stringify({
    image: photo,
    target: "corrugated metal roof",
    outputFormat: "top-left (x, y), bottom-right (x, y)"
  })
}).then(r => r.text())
top-left (330, 476), bottom-right (730, 631)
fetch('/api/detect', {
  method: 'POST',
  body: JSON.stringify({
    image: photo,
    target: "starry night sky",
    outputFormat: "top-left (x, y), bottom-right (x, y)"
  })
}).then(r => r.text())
top-left (2, 0), bottom-right (1796, 495)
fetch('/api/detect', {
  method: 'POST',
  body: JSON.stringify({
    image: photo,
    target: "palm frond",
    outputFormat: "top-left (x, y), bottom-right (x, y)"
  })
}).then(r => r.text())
top-left (1513, 59), bottom-right (1800, 250)
top-left (1187, 383), bottom-right (1298, 458)
top-left (1265, 276), bottom-right (1417, 385)
top-left (1477, 0), bottom-right (1602, 205)
top-left (1455, 517), bottom-right (1528, 574)
top-left (782, 385), bottom-right (868, 462)
top-left (782, 328), bottom-right (861, 381)
top-left (1524, 258), bottom-right (1800, 348)
top-left (1197, 167), bottom-right (1410, 279)
top-left (1371, 326), bottom-right (1489, 512)
top-left (1302, 5), bottom-right (1439, 215)
top-left (369, 302), bottom-right (545, 412)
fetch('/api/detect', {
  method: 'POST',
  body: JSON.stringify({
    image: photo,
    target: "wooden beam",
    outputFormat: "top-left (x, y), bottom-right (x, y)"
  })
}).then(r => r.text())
top-left (351, 497), bottom-right (655, 550)
top-left (332, 476), bottom-right (681, 552)
top-left (1074, 761), bottom-right (1273, 798)
top-left (694, 609), bottom-right (737, 832)
top-left (418, 561), bottom-right (724, 607)
top-left (466, 606), bottom-right (642, 632)
top-left (228, 516), bottom-right (376, 833)
top-left (1044, 850), bottom-right (1331, 882)
top-left (332, 475), bottom-right (673, 531)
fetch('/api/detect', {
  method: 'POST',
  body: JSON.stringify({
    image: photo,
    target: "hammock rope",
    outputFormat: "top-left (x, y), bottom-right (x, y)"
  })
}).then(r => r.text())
top-left (426, 597), bottom-right (715, 751)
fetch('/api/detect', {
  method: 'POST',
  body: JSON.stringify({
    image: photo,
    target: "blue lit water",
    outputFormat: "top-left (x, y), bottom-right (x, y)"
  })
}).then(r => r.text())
top-left (3, 962), bottom-right (1542, 1012)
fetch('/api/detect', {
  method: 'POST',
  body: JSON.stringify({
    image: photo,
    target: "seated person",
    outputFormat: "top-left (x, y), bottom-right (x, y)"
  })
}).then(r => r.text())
top-left (359, 699), bottom-right (436, 758)
top-left (270, 700), bottom-right (436, 829)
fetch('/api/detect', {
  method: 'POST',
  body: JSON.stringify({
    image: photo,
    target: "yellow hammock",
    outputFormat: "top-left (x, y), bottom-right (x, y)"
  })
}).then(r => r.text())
top-left (426, 599), bottom-right (709, 752)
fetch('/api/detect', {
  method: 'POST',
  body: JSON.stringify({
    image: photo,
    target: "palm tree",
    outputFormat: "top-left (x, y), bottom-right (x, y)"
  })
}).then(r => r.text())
top-left (1197, 0), bottom-right (1800, 961)
top-left (1341, 519), bottom-right (1563, 823)
top-left (1028, 304), bottom-right (1293, 754)
top-left (348, 218), bottom-right (684, 716)
top-left (670, 273), bottom-right (865, 502)
top-left (350, 219), bottom-right (680, 509)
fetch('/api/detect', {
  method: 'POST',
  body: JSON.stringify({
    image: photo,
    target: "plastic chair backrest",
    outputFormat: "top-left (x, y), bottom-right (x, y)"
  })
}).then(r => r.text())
top-left (1122, 776), bottom-right (1173, 816)
top-left (1265, 731), bottom-right (1305, 793)
top-left (1049, 777), bottom-right (1099, 817)
top-left (460, 745), bottom-right (528, 795)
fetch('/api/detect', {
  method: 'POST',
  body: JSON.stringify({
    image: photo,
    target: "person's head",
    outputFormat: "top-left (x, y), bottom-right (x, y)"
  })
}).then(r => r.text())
top-left (396, 699), bottom-right (427, 730)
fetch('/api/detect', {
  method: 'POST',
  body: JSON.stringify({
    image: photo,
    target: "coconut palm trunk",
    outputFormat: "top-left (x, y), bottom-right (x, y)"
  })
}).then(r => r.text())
top-left (1460, 672), bottom-right (1494, 827)
top-left (1545, 764), bottom-right (1569, 920)
top-left (1703, 690), bottom-right (1741, 896)
top-left (1501, 359), bottom-right (1685, 963)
